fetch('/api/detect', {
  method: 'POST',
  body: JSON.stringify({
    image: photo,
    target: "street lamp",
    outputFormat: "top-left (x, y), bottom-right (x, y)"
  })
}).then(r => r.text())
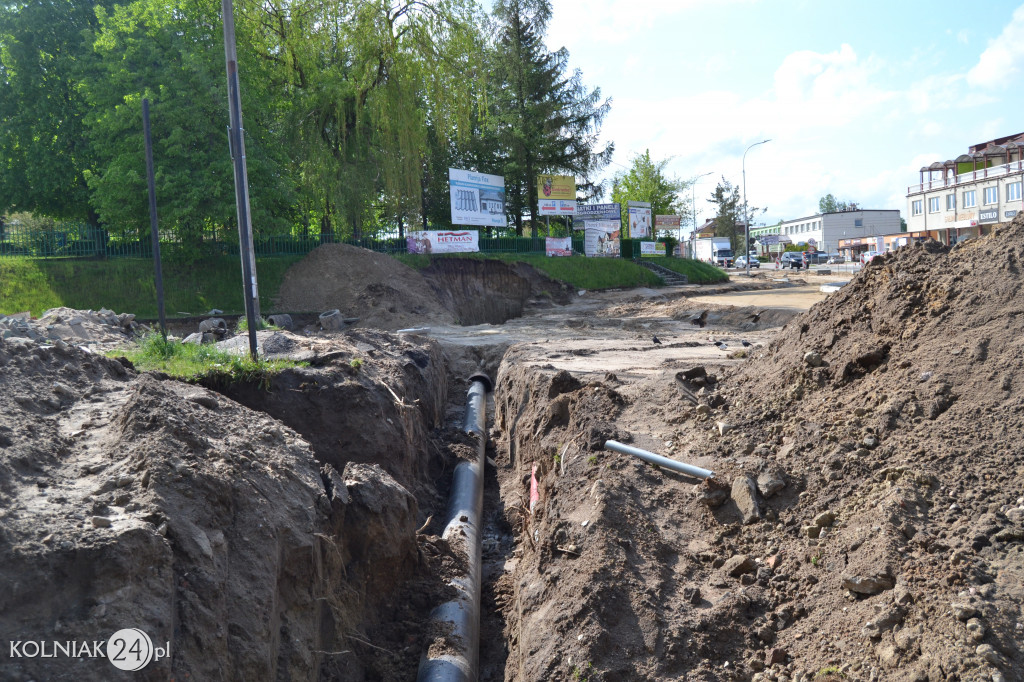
top-left (742, 139), bottom-right (771, 276)
top-left (690, 171), bottom-right (713, 258)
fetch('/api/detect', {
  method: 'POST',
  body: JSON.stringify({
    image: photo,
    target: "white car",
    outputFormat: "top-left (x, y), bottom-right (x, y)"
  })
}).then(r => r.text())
top-left (859, 250), bottom-right (882, 265)
top-left (734, 255), bottom-right (760, 269)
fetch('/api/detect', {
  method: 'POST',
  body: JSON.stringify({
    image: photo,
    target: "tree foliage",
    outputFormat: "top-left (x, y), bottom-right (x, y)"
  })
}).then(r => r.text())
top-left (610, 149), bottom-right (690, 236)
top-left (708, 176), bottom-right (763, 252)
top-left (488, 0), bottom-right (611, 236)
top-left (0, 0), bottom-right (612, 246)
top-left (818, 193), bottom-right (859, 214)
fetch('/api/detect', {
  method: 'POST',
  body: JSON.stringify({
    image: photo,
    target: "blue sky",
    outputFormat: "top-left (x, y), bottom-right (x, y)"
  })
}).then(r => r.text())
top-left (532, 0), bottom-right (1024, 226)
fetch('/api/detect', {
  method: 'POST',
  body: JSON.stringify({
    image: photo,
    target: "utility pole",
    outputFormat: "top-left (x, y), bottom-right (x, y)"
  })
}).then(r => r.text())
top-left (742, 139), bottom-right (771, 277)
top-left (222, 0), bottom-right (259, 361)
top-left (691, 172), bottom-right (712, 259)
top-left (142, 98), bottom-right (167, 341)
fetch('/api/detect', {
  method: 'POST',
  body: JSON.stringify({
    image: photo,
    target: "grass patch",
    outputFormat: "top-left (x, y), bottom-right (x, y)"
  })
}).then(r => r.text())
top-left (394, 252), bottom-right (663, 289)
top-left (115, 333), bottom-right (303, 387)
top-left (0, 255), bottom-right (302, 318)
top-left (651, 257), bottom-right (729, 284)
top-left (237, 316), bottom-right (282, 332)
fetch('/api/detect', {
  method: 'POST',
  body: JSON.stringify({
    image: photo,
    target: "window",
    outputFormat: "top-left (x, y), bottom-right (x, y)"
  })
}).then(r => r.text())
top-left (912, 200), bottom-right (923, 216)
top-left (946, 194), bottom-right (956, 210)
top-left (963, 190), bottom-right (977, 208)
top-left (984, 186), bottom-right (998, 205)
top-left (855, 218), bottom-right (864, 226)
top-left (928, 197), bottom-right (940, 213)
top-left (1009, 182), bottom-right (1022, 201)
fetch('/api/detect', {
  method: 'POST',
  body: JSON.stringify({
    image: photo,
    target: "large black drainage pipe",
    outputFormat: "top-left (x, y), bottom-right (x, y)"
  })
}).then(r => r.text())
top-left (417, 373), bottom-right (493, 682)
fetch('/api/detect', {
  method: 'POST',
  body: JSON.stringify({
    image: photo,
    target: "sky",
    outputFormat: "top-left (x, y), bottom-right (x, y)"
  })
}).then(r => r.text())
top-left (527, 0), bottom-right (1024, 227)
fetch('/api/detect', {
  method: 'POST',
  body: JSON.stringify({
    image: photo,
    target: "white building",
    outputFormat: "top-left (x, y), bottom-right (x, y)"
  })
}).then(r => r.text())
top-left (752, 209), bottom-right (902, 257)
top-left (906, 132), bottom-right (1023, 244)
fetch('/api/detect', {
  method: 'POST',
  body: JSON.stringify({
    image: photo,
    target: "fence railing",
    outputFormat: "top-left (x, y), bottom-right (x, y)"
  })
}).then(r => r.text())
top-left (0, 225), bottom-right (598, 259)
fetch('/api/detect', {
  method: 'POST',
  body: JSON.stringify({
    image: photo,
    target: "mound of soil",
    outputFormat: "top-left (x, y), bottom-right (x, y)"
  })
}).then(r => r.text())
top-left (274, 243), bottom-right (455, 329)
top-left (274, 244), bottom-right (574, 330)
top-left (0, 331), bottom-right (466, 681)
top-left (490, 216), bottom-right (1024, 681)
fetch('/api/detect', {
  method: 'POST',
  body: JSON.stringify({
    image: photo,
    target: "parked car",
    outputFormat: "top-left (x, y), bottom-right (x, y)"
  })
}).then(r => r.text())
top-left (803, 251), bottom-right (829, 264)
top-left (860, 250), bottom-right (882, 265)
top-left (734, 255), bottom-right (760, 269)
top-left (826, 253), bottom-right (845, 264)
top-left (779, 252), bottom-right (804, 269)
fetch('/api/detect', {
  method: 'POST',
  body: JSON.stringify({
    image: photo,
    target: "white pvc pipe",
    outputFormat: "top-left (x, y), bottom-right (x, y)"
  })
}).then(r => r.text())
top-left (604, 440), bottom-right (715, 479)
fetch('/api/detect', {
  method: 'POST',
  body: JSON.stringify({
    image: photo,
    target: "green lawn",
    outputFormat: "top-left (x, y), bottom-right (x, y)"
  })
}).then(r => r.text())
top-left (650, 258), bottom-right (730, 284)
top-left (0, 256), bottom-right (301, 317)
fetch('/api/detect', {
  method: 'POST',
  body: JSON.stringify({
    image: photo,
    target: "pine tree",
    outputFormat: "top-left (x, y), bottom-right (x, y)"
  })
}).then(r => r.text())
top-left (488, 0), bottom-right (611, 237)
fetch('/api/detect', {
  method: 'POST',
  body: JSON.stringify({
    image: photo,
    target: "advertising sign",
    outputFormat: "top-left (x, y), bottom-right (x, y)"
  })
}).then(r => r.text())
top-left (545, 237), bottom-right (573, 257)
top-left (654, 215), bottom-right (680, 230)
top-left (1006, 210), bottom-right (1019, 219)
top-left (640, 241), bottom-right (666, 257)
top-left (406, 230), bottom-right (479, 254)
top-left (449, 168), bottom-right (506, 227)
top-left (627, 201), bottom-right (652, 239)
top-left (538, 175), bottom-right (575, 201)
top-left (576, 203), bottom-right (621, 222)
top-left (584, 220), bottom-right (620, 257)
top-left (979, 209), bottom-right (999, 224)
top-left (538, 199), bottom-right (577, 216)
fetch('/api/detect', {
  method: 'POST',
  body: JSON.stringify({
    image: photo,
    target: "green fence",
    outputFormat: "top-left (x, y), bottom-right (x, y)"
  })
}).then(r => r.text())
top-left (0, 224), bottom-right (669, 260)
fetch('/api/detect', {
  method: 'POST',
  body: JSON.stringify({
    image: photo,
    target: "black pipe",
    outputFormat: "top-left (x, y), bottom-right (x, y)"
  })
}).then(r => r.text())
top-left (417, 373), bottom-right (492, 682)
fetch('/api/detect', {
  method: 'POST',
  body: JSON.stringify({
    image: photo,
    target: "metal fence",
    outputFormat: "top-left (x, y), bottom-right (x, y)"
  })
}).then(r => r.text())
top-left (0, 224), bottom-right (591, 259)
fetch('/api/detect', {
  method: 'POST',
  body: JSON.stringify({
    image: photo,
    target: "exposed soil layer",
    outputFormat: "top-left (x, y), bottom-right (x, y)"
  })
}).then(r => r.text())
top-left (0, 331), bottom-right (469, 681)
top-left (274, 243), bottom-right (573, 329)
top-left (489, 217), bottom-right (1024, 681)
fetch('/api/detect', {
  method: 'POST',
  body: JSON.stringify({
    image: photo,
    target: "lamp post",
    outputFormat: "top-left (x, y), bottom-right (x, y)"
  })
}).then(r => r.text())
top-left (690, 171), bottom-right (713, 258)
top-left (742, 139), bottom-right (771, 276)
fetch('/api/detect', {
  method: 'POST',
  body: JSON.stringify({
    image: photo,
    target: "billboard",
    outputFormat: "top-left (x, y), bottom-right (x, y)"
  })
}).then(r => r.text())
top-left (576, 203), bottom-right (621, 222)
top-left (583, 221), bottom-right (620, 257)
top-left (545, 237), bottom-right (572, 257)
top-left (406, 230), bottom-right (479, 254)
top-left (627, 201), bottom-right (652, 239)
top-left (538, 174), bottom-right (575, 201)
top-left (654, 215), bottom-right (680, 229)
top-left (449, 168), bottom-right (506, 227)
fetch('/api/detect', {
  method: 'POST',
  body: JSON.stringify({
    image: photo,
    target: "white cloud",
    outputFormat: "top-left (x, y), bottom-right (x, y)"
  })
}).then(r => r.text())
top-left (967, 4), bottom-right (1024, 88)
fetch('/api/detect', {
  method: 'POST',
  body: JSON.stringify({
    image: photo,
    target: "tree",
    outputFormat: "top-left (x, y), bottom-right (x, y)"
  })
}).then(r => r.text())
top-left (708, 176), bottom-right (763, 253)
top-left (0, 0), bottom-right (116, 224)
top-left (609, 150), bottom-right (691, 237)
top-left (818, 193), bottom-right (859, 214)
top-left (488, 0), bottom-right (611, 237)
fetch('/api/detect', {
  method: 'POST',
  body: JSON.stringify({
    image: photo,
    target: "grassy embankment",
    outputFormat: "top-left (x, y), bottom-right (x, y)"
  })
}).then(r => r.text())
top-left (0, 256), bottom-right (302, 317)
top-left (396, 253), bottom-right (729, 288)
top-left (1, 251), bottom-right (727, 318)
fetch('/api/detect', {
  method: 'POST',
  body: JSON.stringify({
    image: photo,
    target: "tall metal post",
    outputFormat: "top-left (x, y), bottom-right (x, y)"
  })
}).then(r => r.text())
top-left (222, 0), bottom-right (259, 361)
top-left (742, 139), bottom-right (771, 276)
top-left (691, 171), bottom-right (712, 259)
top-left (142, 98), bottom-right (167, 341)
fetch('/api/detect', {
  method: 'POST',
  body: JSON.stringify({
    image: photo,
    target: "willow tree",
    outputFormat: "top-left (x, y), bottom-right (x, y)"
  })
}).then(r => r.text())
top-left (263, 0), bottom-right (486, 238)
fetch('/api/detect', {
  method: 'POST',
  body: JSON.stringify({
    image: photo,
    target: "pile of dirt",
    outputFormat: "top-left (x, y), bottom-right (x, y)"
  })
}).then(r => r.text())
top-left (273, 243), bottom-right (455, 329)
top-left (273, 244), bottom-right (575, 329)
top-left (0, 330), bottom-right (467, 681)
top-left (489, 217), bottom-right (1024, 681)
top-left (0, 306), bottom-right (142, 349)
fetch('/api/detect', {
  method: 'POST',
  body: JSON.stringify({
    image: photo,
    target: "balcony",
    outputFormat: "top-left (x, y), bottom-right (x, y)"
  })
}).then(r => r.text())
top-left (907, 160), bottom-right (1024, 195)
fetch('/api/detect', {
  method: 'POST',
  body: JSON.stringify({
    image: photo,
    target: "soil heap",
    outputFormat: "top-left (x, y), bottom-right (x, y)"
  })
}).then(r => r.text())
top-left (491, 216), bottom-right (1024, 681)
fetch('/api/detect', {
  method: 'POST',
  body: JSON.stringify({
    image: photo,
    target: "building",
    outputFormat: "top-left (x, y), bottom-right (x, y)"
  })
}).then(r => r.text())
top-left (906, 132), bottom-right (1024, 244)
top-left (751, 209), bottom-right (902, 259)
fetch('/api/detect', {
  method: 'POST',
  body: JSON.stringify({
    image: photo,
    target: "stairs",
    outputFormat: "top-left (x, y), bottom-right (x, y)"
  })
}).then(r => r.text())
top-left (637, 260), bottom-right (689, 286)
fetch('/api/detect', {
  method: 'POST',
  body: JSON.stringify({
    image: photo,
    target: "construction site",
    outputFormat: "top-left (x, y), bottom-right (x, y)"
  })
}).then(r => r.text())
top-left (2, 217), bottom-right (1024, 682)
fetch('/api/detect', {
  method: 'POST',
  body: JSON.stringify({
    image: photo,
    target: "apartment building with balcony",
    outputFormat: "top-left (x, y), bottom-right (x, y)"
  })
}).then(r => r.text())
top-left (906, 132), bottom-right (1024, 244)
